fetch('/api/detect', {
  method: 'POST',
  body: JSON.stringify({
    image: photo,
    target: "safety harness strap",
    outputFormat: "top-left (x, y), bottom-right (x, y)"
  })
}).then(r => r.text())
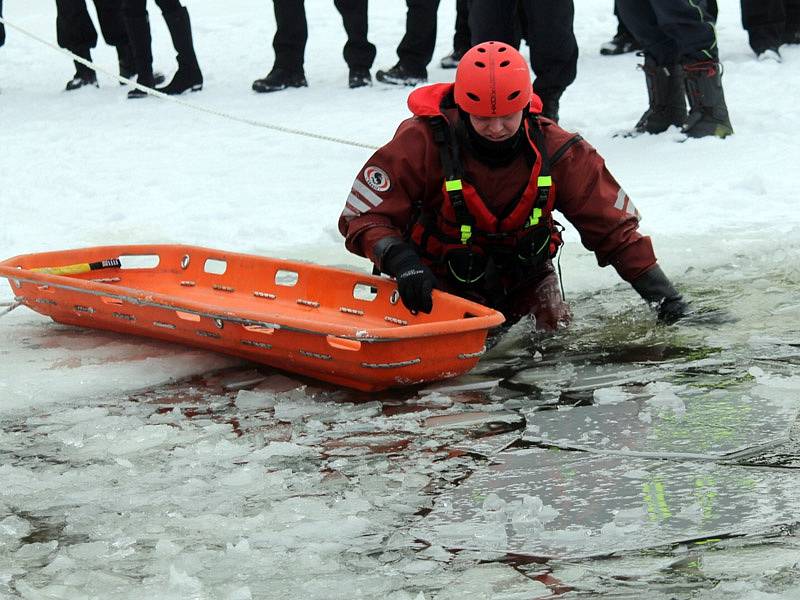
top-left (429, 117), bottom-right (474, 243)
top-left (526, 116), bottom-right (552, 228)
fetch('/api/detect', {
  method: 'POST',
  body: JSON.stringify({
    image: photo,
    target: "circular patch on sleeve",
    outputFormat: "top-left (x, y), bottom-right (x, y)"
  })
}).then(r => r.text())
top-left (363, 166), bottom-right (391, 192)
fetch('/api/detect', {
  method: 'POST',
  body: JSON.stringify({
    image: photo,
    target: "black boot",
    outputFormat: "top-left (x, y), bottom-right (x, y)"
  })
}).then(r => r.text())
top-left (65, 48), bottom-right (98, 91)
top-left (681, 61), bottom-right (733, 139)
top-left (252, 68), bottom-right (308, 93)
top-left (375, 63), bottom-right (427, 86)
top-left (635, 57), bottom-right (687, 134)
top-left (348, 67), bottom-right (372, 89)
top-left (124, 14), bottom-right (156, 99)
top-left (157, 6), bottom-right (203, 95)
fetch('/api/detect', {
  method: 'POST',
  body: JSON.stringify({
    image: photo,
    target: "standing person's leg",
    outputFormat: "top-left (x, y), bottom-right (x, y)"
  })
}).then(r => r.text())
top-left (56, 0), bottom-right (100, 89)
top-left (1, 0), bottom-right (6, 48)
top-left (253, 0), bottom-right (308, 92)
top-left (334, 0), bottom-right (376, 88)
top-left (784, 0), bottom-right (800, 42)
top-left (617, 0), bottom-right (685, 135)
top-left (440, 0), bottom-right (470, 68)
top-left (741, 0), bottom-right (784, 58)
top-left (649, 0), bottom-right (732, 138)
top-left (92, 0), bottom-right (135, 78)
top-left (468, 0), bottom-right (517, 45)
top-left (121, 0), bottom-right (156, 97)
top-left (154, 0), bottom-right (203, 94)
top-left (522, 0), bottom-right (577, 122)
top-left (376, 0), bottom-right (440, 86)
top-left (601, 1), bottom-right (641, 55)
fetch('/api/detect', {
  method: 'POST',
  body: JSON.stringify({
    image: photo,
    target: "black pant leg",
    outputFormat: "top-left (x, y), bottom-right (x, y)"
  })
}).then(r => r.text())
top-left (122, 0), bottom-right (146, 18)
top-left (0, 0), bottom-right (5, 48)
top-left (56, 0), bottom-right (99, 52)
top-left (468, 0), bottom-right (516, 45)
top-left (92, 0), bottom-right (128, 46)
top-left (521, 0), bottom-right (577, 96)
top-left (648, 0), bottom-right (719, 62)
top-left (272, 0), bottom-right (306, 72)
top-left (453, 0), bottom-right (471, 52)
top-left (741, 0), bottom-right (784, 52)
top-left (396, 0), bottom-right (441, 73)
top-left (617, 0), bottom-right (678, 65)
top-left (334, 0), bottom-right (376, 69)
top-left (153, 0), bottom-right (183, 15)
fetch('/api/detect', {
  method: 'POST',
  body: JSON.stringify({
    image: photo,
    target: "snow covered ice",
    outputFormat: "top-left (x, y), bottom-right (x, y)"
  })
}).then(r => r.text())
top-left (3, 0), bottom-right (800, 598)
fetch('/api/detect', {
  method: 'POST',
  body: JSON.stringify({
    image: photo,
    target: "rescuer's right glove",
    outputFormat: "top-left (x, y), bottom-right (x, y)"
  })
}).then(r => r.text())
top-left (631, 265), bottom-right (690, 324)
top-left (382, 242), bottom-right (437, 314)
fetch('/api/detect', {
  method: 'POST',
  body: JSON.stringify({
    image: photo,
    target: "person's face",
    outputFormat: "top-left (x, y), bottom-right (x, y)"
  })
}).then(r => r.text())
top-left (469, 110), bottom-right (524, 142)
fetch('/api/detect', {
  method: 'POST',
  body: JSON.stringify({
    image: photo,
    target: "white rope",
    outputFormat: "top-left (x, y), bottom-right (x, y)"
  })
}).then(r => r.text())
top-left (0, 300), bottom-right (22, 317)
top-left (0, 15), bottom-right (380, 151)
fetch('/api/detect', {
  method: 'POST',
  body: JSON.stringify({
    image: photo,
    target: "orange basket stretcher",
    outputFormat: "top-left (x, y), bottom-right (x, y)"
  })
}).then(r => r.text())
top-left (0, 245), bottom-right (504, 391)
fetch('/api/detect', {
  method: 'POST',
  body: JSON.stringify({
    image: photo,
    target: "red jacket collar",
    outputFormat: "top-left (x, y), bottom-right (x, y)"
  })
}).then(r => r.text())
top-left (407, 83), bottom-right (544, 117)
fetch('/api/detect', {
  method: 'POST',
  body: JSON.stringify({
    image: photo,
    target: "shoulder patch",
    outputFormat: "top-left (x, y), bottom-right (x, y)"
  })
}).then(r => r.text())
top-left (363, 166), bottom-right (391, 193)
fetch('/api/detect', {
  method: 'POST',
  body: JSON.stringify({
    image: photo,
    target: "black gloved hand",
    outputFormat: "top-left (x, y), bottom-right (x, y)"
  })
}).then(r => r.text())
top-left (631, 265), bottom-right (690, 324)
top-left (382, 242), bottom-right (436, 314)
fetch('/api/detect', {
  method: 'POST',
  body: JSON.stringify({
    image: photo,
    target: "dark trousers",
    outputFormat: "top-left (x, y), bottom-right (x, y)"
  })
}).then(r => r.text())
top-left (272, 0), bottom-right (375, 72)
top-left (121, 0), bottom-right (183, 18)
top-left (395, 0), bottom-right (441, 73)
top-left (616, 0), bottom-right (718, 66)
top-left (0, 0), bottom-right (5, 48)
top-left (55, 0), bottom-right (128, 52)
top-left (453, 0), bottom-right (470, 53)
top-left (468, 0), bottom-right (577, 96)
top-left (741, 0), bottom-right (800, 51)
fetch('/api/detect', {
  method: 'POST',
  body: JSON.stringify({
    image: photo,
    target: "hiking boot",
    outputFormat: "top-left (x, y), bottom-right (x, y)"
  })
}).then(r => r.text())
top-left (65, 70), bottom-right (98, 91)
top-left (65, 50), bottom-right (98, 91)
top-left (252, 68), bottom-right (307, 93)
top-left (756, 47), bottom-right (782, 62)
top-left (439, 48), bottom-right (466, 69)
top-left (157, 6), bottom-right (203, 95)
top-left (681, 61), bottom-right (733, 139)
top-left (600, 30), bottom-right (640, 56)
top-left (348, 67), bottom-right (372, 89)
top-left (634, 58), bottom-right (687, 134)
top-left (375, 63), bottom-right (426, 86)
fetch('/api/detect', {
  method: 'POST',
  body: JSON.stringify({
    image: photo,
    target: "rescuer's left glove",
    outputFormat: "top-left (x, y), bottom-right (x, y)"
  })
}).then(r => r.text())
top-left (631, 265), bottom-right (690, 324)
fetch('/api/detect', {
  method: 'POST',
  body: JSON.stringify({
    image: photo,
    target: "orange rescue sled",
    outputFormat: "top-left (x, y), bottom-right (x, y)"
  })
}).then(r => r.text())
top-left (0, 245), bottom-right (504, 391)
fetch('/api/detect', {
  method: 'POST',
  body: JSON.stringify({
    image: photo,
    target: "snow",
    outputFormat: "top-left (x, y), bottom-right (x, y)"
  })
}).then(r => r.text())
top-left (2, 0), bottom-right (800, 598)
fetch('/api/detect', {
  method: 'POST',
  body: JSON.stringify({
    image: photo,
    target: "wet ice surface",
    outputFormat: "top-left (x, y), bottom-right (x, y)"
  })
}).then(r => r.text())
top-left (3, 256), bottom-right (800, 599)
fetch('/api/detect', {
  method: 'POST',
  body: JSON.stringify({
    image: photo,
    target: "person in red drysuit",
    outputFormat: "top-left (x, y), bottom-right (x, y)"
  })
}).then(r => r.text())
top-left (338, 41), bottom-right (688, 334)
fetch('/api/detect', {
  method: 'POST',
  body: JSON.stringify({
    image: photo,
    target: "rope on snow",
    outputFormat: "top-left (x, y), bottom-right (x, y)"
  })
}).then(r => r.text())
top-left (0, 300), bottom-right (23, 317)
top-left (0, 15), bottom-right (380, 151)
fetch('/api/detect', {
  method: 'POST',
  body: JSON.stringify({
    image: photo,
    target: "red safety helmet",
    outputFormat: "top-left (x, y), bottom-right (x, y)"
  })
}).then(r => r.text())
top-left (454, 41), bottom-right (533, 117)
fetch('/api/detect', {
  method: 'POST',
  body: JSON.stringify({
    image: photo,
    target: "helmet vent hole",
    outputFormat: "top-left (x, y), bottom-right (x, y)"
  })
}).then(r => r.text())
top-left (466, 92), bottom-right (480, 102)
top-left (498, 47), bottom-right (507, 52)
top-left (499, 60), bottom-right (510, 67)
top-left (507, 91), bottom-right (521, 101)
top-left (477, 47), bottom-right (487, 53)
top-left (474, 61), bottom-right (486, 68)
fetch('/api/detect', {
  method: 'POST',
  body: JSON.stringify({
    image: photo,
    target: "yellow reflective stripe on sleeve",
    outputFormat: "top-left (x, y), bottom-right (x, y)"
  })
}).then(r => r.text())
top-left (528, 207), bottom-right (543, 227)
top-left (445, 179), bottom-right (463, 192)
top-left (537, 175), bottom-right (552, 187)
top-left (460, 224), bottom-right (472, 244)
